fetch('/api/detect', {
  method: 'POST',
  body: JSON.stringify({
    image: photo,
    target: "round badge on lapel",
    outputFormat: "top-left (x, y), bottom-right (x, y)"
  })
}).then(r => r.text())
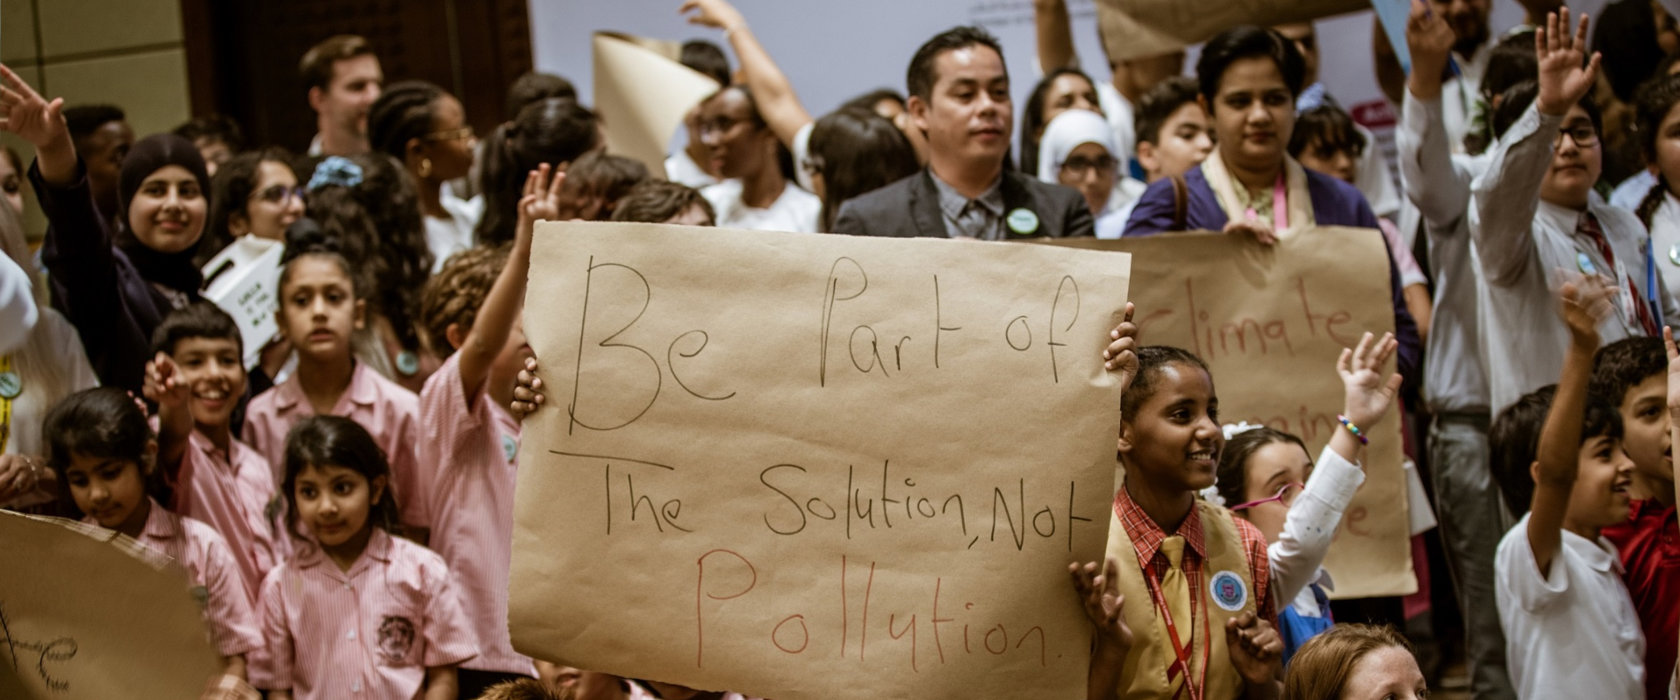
top-left (1006, 208), bottom-right (1040, 236)
top-left (1669, 243), bottom-right (1680, 267)
top-left (1209, 570), bottom-right (1249, 612)
top-left (502, 434), bottom-right (519, 464)
top-left (0, 370), bottom-right (20, 399)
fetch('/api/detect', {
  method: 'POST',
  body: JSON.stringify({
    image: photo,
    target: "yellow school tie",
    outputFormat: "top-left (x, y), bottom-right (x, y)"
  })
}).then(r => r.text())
top-left (1161, 534), bottom-right (1193, 698)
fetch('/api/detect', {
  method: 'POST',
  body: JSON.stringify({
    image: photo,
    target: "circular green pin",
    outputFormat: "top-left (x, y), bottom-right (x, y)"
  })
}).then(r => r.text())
top-left (1006, 208), bottom-right (1039, 236)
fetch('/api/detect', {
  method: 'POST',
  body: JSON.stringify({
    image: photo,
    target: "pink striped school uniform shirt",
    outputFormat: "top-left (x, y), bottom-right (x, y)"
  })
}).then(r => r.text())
top-left (243, 362), bottom-right (431, 531)
top-left (170, 429), bottom-right (288, 604)
top-left (89, 497), bottom-right (262, 657)
top-left (258, 528), bottom-right (477, 698)
top-left (420, 352), bottom-right (531, 675)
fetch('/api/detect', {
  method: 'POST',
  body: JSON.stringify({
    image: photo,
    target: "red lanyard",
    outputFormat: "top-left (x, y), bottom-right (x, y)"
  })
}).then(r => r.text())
top-left (1242, 170), bottom-right (1288, 232)
top-left (1117, 495), bottom-right (1211, 700)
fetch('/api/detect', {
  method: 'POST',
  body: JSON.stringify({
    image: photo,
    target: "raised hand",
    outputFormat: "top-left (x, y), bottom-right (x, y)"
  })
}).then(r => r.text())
top-left (0, 63), bottom-right (67, 149)
top-left (1338, 331), bottom-right (1403, 431)
top-left (517, 164), bottom-right (565, 230)
top-left (1226, 611), bottom-right (1283, 688)
top-left (1068, 558), bottom-right (1134, 650)
top-left (1535, 7), bottom-right (1601, 116)
top-left (143, 352), bottom-right (190, 410)
top-left (1103, 303), bottom-right (1140, 394)
top-left (1556, 273), bottom-right (1615, 348)
top-left (1406, 0), bottom-right (1456, 98)
top-left (680, 0), bottom-right (746, 32)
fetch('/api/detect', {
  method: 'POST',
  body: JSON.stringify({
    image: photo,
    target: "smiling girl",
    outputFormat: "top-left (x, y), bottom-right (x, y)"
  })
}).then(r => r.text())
top-left (44, 386), bottom-right (262, 690)
top-left (0, 64), bottom-right (211, 395)
top-left (258, 415), bottom-right (476, 700)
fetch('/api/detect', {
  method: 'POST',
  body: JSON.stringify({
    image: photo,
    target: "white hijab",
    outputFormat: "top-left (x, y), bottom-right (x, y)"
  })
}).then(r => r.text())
top-left (1035, 108), bottom-right (1117, 184)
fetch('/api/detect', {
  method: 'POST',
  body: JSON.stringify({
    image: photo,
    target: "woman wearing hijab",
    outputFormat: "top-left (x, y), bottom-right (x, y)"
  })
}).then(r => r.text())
top-left (1036, 108), bottom-right (1130, 239)
top-left (0, 64), bottom-right (210, 393)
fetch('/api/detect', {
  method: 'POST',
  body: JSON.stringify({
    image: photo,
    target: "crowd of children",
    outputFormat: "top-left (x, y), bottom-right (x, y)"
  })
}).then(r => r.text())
top-left (4, 0), bottom-right (1680, 698)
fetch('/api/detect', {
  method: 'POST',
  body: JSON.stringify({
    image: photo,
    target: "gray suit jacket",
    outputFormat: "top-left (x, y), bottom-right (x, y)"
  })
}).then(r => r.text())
top-left (831, 169), bottom-right (1095, 239)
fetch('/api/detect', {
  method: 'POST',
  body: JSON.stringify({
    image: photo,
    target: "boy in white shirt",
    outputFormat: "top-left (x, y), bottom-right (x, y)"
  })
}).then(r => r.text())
top-left (1491, 277), bottom-right (1645, 697)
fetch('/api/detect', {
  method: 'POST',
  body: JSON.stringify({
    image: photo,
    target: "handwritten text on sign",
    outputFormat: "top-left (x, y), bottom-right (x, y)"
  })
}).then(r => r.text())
top-left (510, 222), bottom-right (1132, 700)
top-left (0, 511), bottom-right (220, 700)
top-left (1052, 228), bottom-right (1415, 598)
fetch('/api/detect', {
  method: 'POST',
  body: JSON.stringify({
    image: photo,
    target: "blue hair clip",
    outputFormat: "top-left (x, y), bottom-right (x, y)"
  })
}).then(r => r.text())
top-left (308, 156), bottom-right (363, 191)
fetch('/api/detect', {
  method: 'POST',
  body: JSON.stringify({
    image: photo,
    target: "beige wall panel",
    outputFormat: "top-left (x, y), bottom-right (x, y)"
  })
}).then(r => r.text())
top-left (2, 0), bottom-right (39, 63)
top-left (36, 0), bottom-right (181, 59)
top-left (42, 48), bottom-right (189, 138)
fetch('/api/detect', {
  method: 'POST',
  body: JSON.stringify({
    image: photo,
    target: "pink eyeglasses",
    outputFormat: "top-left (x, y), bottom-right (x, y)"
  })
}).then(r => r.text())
top-left (1229, 482), bottom-right (1305, 511)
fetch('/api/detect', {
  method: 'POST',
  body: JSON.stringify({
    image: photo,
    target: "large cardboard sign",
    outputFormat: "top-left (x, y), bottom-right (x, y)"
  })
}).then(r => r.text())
top-left (510, 222), bottom-right (1133, 699)
top-left (1095, 0), bottom-right (1370, 60)
top-left (0, 511), bottom-right (221, 699)
top-left (1053, 228), bottom-right (1416, 598)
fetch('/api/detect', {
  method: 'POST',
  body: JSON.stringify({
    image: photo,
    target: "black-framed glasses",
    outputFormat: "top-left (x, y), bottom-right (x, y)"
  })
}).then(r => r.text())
top-left (250, 185), bottom-right (306, 205)
top-left (1556, 124), bottom-right (1599, 148)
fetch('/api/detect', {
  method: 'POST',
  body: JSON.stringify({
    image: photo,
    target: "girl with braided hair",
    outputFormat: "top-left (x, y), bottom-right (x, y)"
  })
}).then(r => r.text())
top-left (1634, 73), bottom-right (1680, 304)
top-left (369, 80), bottom-right (482, 271)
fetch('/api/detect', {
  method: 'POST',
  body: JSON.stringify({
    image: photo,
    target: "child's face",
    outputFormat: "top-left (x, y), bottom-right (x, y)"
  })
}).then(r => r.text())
top-left (279, 255), bottom-right (364, 364)
top-left (293, 462), bottom-right (384, 548)
top-left (1237, 440), bottom-right (1312, 543)
top-left (1566, 433), bottom-right (1635, 529)
top-left (1539, 104), bottom-right (1603, 210)
top-left (170, 336), bottom-right (247, 430)
top-left (1140, 102), bottom-right (1213, 182)
top-left (1617, 374), bottom-right (1674, 486)
top-left (63, 452), bottom-right (149, 533)
top-left (1119, 362), bottom-right (1223, 493)
top-left (1655, 101), bottom-right (1680, 198)
top-left (1296, 139), bottom-right (1358, 185)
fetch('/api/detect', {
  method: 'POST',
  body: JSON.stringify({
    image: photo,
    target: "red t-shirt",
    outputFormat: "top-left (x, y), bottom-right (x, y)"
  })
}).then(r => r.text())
top-left (1603, 498), bottom-right (1679, 700)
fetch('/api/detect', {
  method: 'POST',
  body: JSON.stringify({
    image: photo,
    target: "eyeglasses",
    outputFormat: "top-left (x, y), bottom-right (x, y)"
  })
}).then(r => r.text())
top-left (1556, 124), bottom-right (1599, 148)
top-left (1229, 482), bottom-right (1304, 511)
top-left (250, 185), bottom-right (306, 205)
top-left (422, 125), bottom-right (475, 142)
top-left (1059, 155), bottom-right (1117, 175)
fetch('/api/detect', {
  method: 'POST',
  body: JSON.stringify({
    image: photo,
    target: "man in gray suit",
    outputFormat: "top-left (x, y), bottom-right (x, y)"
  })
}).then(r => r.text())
top-left (832, 26), bottom-right (1093, 240)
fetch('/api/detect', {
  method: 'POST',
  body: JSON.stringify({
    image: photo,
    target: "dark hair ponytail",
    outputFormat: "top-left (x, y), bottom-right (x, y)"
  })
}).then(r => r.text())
top-left (281, 415), bottom-right (403, 541)
top-left (475, 98), bottom-right (601, 246)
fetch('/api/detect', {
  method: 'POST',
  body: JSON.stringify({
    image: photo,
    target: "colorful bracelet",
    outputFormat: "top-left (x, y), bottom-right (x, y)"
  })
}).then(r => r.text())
top-left (1336, 414), bottom-right (1369, 446)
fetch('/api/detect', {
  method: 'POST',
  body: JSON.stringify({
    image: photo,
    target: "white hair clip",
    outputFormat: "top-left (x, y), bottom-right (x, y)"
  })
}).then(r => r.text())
top-left (1222, 421), bottom-right (1263, 441)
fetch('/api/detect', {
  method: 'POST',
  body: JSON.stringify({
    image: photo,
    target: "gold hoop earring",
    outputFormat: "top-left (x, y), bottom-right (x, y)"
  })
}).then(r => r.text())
top-left (418, 158), bottom-right (433, 179)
